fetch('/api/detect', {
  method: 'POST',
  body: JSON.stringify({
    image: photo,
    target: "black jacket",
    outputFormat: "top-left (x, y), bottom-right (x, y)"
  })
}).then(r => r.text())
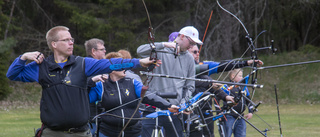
top-left (38, 55), bottom-right (89, 130)
top-left (222, 86), bottom-right (253, 117)
top-left (98, 77), bottom-right (171, 137)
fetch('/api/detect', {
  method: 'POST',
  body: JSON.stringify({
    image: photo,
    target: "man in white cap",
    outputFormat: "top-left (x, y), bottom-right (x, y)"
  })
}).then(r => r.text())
top-left (137, 26), bottom-right (202, 137)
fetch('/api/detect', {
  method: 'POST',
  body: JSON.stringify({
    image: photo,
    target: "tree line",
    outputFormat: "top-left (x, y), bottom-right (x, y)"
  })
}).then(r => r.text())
top-left (0, 0), bottom-right (319, 98)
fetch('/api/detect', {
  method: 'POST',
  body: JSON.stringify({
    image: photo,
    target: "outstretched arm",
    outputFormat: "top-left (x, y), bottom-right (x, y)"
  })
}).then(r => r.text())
top-left (85, 57), bottom-right (161, 77)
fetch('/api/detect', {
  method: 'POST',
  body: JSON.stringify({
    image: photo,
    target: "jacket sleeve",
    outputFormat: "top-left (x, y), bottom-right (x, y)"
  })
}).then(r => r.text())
top-left (137, 42), bottom-right (165, 58)
top-left (184, 58), bottom-right (195, 100)
top-left (87, 76), bottom-right (97, 88)
top-left (88, 81), bottom-right (103, 103)
top-left (6, 56), bottom-right (39, 82)
top-left (133, 79), bottom-right (171, 110)
top-left (204, 60), bottom-right (248, 76)
top-left (213, 89), bottom-right (228, 101)
top-left (203, 61), bottom-right (219, 76)
top-left (195, 75), bottom-right (211, 89)
top-left (217, 60), bottom-right (248, 73)
top-left (142, 91), bottom-right (172, 110)
top-left (85, 57), bottom-right (141, 77)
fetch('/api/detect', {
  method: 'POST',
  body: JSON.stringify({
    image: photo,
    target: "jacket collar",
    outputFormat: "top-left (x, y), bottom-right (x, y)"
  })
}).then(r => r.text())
top-left (46, 55), bottom-right (77, 71)
top-left (107, 75), bottom-right (126, 84)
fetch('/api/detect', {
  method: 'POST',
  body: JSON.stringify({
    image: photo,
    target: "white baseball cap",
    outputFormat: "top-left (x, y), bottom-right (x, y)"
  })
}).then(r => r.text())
top-left (179, 26), bottom-right (203, 45)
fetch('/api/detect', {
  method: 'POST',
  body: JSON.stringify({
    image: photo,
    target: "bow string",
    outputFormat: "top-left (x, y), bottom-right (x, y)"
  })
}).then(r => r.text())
top-left (118, 1), bottom-right (156, 136)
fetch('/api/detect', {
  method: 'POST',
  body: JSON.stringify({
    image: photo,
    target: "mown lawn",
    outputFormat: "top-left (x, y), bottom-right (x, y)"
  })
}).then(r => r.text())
top-left (1, 104), bottom-right (320, 137)
top-left (0, 108), bottom-right (41, 137)
top-left (244, 104), bottom-right (320, 137)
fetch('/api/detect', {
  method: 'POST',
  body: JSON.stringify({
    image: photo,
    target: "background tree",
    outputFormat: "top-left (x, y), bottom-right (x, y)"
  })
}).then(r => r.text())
top-left (1, 0), bottom-right (320, 99)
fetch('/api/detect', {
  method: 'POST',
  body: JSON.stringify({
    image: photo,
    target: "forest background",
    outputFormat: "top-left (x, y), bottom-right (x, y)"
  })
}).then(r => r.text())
top-left (0, 0), bottom-right (320, 105)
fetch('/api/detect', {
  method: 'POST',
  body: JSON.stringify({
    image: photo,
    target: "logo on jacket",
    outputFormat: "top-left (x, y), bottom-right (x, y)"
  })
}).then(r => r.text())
top-left (125, 89), bottom-right (130, 96)
top-left (48, 74), bottom-right (56, 77)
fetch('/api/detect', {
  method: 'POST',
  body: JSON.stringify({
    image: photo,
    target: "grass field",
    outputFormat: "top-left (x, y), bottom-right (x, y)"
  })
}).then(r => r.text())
top-left (238, 104), bottom-right (320, 137)
top-left (0, 104), bottom-right (319, 137)
top-left (0, 107), bottom-right (40, 137)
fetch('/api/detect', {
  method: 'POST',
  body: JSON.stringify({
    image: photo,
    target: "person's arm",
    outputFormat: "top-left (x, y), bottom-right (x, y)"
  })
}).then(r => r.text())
top-left (203, 61), bottom-right (220, 76)
top-left (185, 61), bottom-right (195, 99)
top-left (217, 60), bottom-right (249, 73)
top-left (85, 57), bottom-right (161, 77)
top-left (195, 75), bottom-right (214, 89)
top-left (6, 55), bottom-right (39, 82)
top-left (88, 81), bottom-right (103, 103)
top-left (204, 60), bottom-right (249, 76)
top-left (133, 79), bottom-right (172, 110)
top-left (137, 42), bottom-right (167, 58)
top-left (85, 57), bottom-right (141, 77)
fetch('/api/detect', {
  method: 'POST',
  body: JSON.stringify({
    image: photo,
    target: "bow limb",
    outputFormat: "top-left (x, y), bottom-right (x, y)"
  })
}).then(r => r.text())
top-left (118, 1), bottom-right (155, 136)
top-left (216, 0), bottom-right (259, 92)
top-left (199, 10), bottom-right (213, 55)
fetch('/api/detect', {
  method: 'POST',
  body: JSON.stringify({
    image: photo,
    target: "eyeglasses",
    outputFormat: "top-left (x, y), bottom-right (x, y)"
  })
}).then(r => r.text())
top-left (56, 38), bottom-right (74, 43)
top-left (186, 36), bottom-right (197, 46)
top-left (192, 50), bottom-right (199, 54)
top-left (95, 48), bottom-right (106, 51)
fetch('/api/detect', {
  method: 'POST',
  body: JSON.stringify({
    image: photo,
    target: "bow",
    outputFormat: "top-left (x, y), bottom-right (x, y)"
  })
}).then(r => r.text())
top-left (117, 1), bottom-right (156, 136)
top-left (215, 0), bottom-right (273, 136)
top-left (143, 0), bottom-right (157, 73)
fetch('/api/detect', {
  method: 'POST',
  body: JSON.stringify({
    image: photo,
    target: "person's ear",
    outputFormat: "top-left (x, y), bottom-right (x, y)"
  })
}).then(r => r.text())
top-left (51, 41), bottom-right (56, 48)
top-left (179, 34), bottom-right (184, 39)
top-left (230, 74), bottom-right (235, 80)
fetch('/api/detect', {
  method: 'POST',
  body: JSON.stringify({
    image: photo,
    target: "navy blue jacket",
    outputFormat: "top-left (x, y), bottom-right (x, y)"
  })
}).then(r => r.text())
top-left (6, 54), bottom-right (141, 130)
top-left (89, 76), bottom-right (171, 137)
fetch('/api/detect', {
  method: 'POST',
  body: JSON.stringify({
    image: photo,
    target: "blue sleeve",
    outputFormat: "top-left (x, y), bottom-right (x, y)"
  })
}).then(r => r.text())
top-left (88, 81), bottom-right (103, 103)
top-left (85, 57), bottom-right (141, 77)
top-left (6, 56), bottom-right (39, 82)
top-left (203, 61), bottom-right (220, 76)
top-left (134, 79), bottom-right (143, 98)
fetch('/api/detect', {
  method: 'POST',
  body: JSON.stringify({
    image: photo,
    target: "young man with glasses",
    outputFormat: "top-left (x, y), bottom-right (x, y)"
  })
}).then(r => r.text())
top-left (169, 31), bottom-right (262, 137)
top-left (137, 26), bottom-right (202, 137)
top-left (6, 26), bottom-right (160, 137)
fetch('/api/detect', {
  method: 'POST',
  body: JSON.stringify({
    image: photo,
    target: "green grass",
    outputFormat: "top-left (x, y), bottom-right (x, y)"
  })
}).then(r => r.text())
top-left (0, 108), bottom-right (41, 137)
top-left (1, 105), bottom-right (319, 137)
top-left (245, 104), bottom-right (320, 137)
top-left (213, 104), bottom-right (320, 137)
top-left (254, 50), bottom-right (320, 104)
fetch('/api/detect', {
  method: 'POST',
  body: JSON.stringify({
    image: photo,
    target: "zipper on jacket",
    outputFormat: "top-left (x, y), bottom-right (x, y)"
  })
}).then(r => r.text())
top-left (116, 81), bottom-right (125, 137)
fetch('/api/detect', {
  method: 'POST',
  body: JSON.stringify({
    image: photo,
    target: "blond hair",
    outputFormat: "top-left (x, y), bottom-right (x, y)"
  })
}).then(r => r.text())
top-left (118, 49), bottom-right (132, 59)
top-left (229, 68), bottom-right (243, 81)
top-left (46, 26), bottom-right (69, 51)
top-left (105, 52), bottom-right (123, 59)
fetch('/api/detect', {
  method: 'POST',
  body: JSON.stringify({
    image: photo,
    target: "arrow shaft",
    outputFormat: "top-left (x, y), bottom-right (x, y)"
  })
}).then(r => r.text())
top-left (257, 60), bottom-right (320, 70)
top-left (140, 71), bottom-right (263, 88)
